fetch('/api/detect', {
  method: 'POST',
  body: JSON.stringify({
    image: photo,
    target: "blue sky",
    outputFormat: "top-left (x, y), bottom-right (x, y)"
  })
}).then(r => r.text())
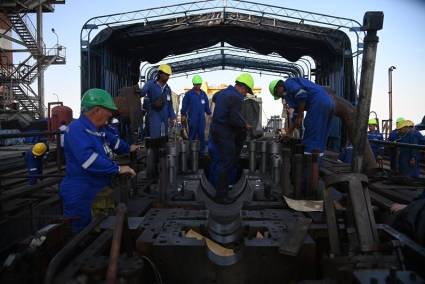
top-left (40, 0), bottom-right (425, 124)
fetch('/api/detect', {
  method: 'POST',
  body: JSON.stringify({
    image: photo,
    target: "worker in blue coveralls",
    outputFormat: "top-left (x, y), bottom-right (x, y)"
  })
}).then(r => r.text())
top-left (367, 118), bottom-right (384, 163)
top-left (60, 89), bottom-right (138, 233)
top-left (388, 117), bottom-right (405, 142)
top-left (209, 73), bottom-right (254, 203)
top-left (181, 74), bottom-right (211, 155)
top-left (269, 77), bottom-right (335, 156)
top-left (140, 64), bottom-right (176, 140)
top-left (25, 142), bottom-right (48, 185)
top-left (394, 120), bottom-right (420, 177)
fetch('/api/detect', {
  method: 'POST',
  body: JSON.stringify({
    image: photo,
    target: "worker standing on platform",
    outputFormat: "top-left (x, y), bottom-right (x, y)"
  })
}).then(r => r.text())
top-left (60, 89), bottom-right (137, 233)
top-left (269, 77), bottom-right (335, 156)
top-left (209, 73), bottom-right (253, 203)
top-left (181, 75), bottom-right (211, 155)
top-left (396, 120), bottom-right (420, 177)
top-left (140, 64), bottom-right (176, 140)
top-left (367, 118), bottom-right (384, 161)
top-left (25, 142), bottom-right (48, 185)
top-left (388, 117), bottom-right (405, 142)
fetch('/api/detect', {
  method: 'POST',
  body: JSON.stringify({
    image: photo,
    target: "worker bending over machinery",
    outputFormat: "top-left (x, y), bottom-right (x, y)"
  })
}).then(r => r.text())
top-left (60, 89), bottom-right (137, 233)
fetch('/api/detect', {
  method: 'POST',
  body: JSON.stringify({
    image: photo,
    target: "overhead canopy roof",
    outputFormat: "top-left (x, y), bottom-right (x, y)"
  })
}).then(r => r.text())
top-left (90, 12), bottom-right (351, 64)
top-left (83, 9), bottom-right (357, 104)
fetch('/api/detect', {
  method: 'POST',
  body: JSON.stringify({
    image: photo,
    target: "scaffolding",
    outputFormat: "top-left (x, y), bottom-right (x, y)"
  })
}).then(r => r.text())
top-left (0, 0), bottom-right (66, 119)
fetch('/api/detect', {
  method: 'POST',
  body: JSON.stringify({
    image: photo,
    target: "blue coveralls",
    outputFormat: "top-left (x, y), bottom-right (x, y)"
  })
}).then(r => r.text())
top-left (140, 80), bottom-right (176, 139)
top-left (181, 88), bottom-right (211, 154)
top-left (367, 130), bottom-right (384, 158)
top-left (59, 115), bottom-right (130, 233)
top-left (208, 86), bottom-right (246, 194)
top-left (397, 129), bottom-right (420, 177)
top-left (25, 150), bottom-right (43, 185)
top-left (283, 77), bottom-right (335, 154)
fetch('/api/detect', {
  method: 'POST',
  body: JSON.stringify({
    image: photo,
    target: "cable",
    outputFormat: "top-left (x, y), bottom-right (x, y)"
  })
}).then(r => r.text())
top-left (141, 255), bottom-right (163, 284)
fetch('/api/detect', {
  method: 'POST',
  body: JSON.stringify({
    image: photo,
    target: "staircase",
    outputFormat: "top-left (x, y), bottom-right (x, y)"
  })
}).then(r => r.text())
top-left (8, 13), bottom-right (40, 57)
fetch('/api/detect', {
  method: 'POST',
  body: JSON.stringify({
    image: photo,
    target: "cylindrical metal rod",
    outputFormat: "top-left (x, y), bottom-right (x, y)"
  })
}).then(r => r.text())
top-left (106, 204), bottom-right (127, 284)
top-left (271, 156), bottom-right (281, 186)
top-left (180, 140), bottom-right (188, 173)
top-left (191, 140), bottom-right (200, 173)
top-left (293, 153), bottom-right (303, 199)
top-left (158, 148), bottom-right (168, 203)
top-left (281, 148), bottom-right (291, 197)
top-left (257, 141), bottom-right (267, 174)
top-left (304, 154), bottom-right (312, 198)
top-left (388, 66), bottom-right (396, 131)
top-left (248, 140), bottom-right (256, 173)
top-left (119, 175), bottom-right (129, 205)
top-left (311, 150), bottom-right (320, 199)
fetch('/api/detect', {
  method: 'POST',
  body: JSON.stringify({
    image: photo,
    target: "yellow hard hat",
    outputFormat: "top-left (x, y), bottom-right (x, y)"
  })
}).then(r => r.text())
top-left (397, 120), bottom-right (414, 130)
top-left (368, 118), bottom-right (378, 125)
top-left (157, 64), bottom-right (172, 75)
top-left (32, 142), bottom-right (47, 156)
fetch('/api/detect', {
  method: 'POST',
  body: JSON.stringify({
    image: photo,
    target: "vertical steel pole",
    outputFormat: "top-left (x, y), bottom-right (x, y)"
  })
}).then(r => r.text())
top-left (388, 66), bottom-right (396, 131)
top-left (351, 12), bottom-right (384, 173)
top-left (37, 5), bottom-right (45, 118)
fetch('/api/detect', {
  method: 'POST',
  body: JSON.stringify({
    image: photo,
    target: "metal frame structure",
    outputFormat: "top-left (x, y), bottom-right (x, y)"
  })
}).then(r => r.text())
top-left (0, 0), bottom-right (66, 119)
top-left (80, 0), bottom-right (363, 92)
top-left (140, 44), bottom-right (310, 82)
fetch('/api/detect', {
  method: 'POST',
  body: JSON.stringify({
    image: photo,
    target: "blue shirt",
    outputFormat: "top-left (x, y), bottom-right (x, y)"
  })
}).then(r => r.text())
top-left (211, 86), bottom-right (246, 131)
top-left (181, 88), bottom-right (211, 125)
top-left (283, 77), bottom-right (330, 111)
top-left (368, 130), bottom-right (384, 157)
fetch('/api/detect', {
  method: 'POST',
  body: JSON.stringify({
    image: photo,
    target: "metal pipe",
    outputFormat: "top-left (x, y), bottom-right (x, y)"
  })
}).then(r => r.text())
top-left (190, 140), bottom-right (200, 173)
top-left (311, 150), bottom-right (320, 199)
top-left (0, 131), bottom-right (61, 139)
top-left (351, 12), bottom-right (384, 173)
top-left (44, 215), bottom-right (107, 284)
top-left (106, 204), bottom-right (127, 284)
top-left (158, 148), bottom-right (168, 203)
top-left (281, 148), bottom-right (291, 197)
top-left (180, 141), bottom-right (188, 173)
top-left (257, 141), bottom-right (267, 174)
top-left (271, 156), bottom-right (281, 186)
top-left (369, 139), bottom-right (425, 150)
top-left (304, 154), bottom-right (312, 198)
top-left (119, 175), bottom-right (129, 205)
top-left (388, 66), bottom-right (396, 130)
top-left (293, 153), bottom-right (303, 199)
top-left (37, 4), bottom-right (45, 118)
top-left (248, 140), bottom-right (256, 173)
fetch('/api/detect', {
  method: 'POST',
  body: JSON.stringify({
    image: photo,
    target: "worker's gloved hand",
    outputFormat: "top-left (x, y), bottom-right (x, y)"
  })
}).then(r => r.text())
top-left (181, 116), bottom-right (187, 125)
top-left (130, 144), bottom-right (140, 152)
top-left (245, 123), bottom-right (253, 130)
top-left (409, 158), bottom-right (416, 167)
top-left (169, 119), bottom-right (176, 127)
top-left (390, 203), bottom-right (407, 214)
top-left (119, 165), bottom-right (136, 177)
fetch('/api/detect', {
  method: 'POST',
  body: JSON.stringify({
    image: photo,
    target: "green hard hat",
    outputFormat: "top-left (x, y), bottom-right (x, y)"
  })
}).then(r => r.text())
top-left (396, 117), bottom-right (405, 123)
top-left (269, 79), bottom-right (282, 100)
top-left (368, 118), bottom-right (378, 125)
top-left (81, 88), bottom-right (117, 111)
top-left (235, 73), bottom-right (254, 94)
top-left (192, 75), bottom-right (202, 85)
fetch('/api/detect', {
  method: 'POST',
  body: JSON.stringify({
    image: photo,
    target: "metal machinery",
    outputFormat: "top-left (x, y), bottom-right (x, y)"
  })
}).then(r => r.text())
top-left (1, 1), bottom-right (425, 283)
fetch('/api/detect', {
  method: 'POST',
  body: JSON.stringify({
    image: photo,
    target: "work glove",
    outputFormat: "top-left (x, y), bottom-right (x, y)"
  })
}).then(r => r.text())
top-left (152, 96), bottom-right (166, 111)
top-left (119, 165), bottom-right (136, 177)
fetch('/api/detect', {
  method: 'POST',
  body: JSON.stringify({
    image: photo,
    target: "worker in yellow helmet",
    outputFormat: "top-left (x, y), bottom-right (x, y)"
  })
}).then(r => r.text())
top-left (209, 73), bottom-right (254, 203)
top-left (367, 118), bottom-right (384, 160)
top-left (25, 142), bottom-right (48, 185)
top-left (140, 63), bottom-right (176, 140)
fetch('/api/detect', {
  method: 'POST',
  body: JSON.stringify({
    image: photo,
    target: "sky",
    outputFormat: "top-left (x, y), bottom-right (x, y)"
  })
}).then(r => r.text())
top-left (36, 0), bottom-right (425, 125)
